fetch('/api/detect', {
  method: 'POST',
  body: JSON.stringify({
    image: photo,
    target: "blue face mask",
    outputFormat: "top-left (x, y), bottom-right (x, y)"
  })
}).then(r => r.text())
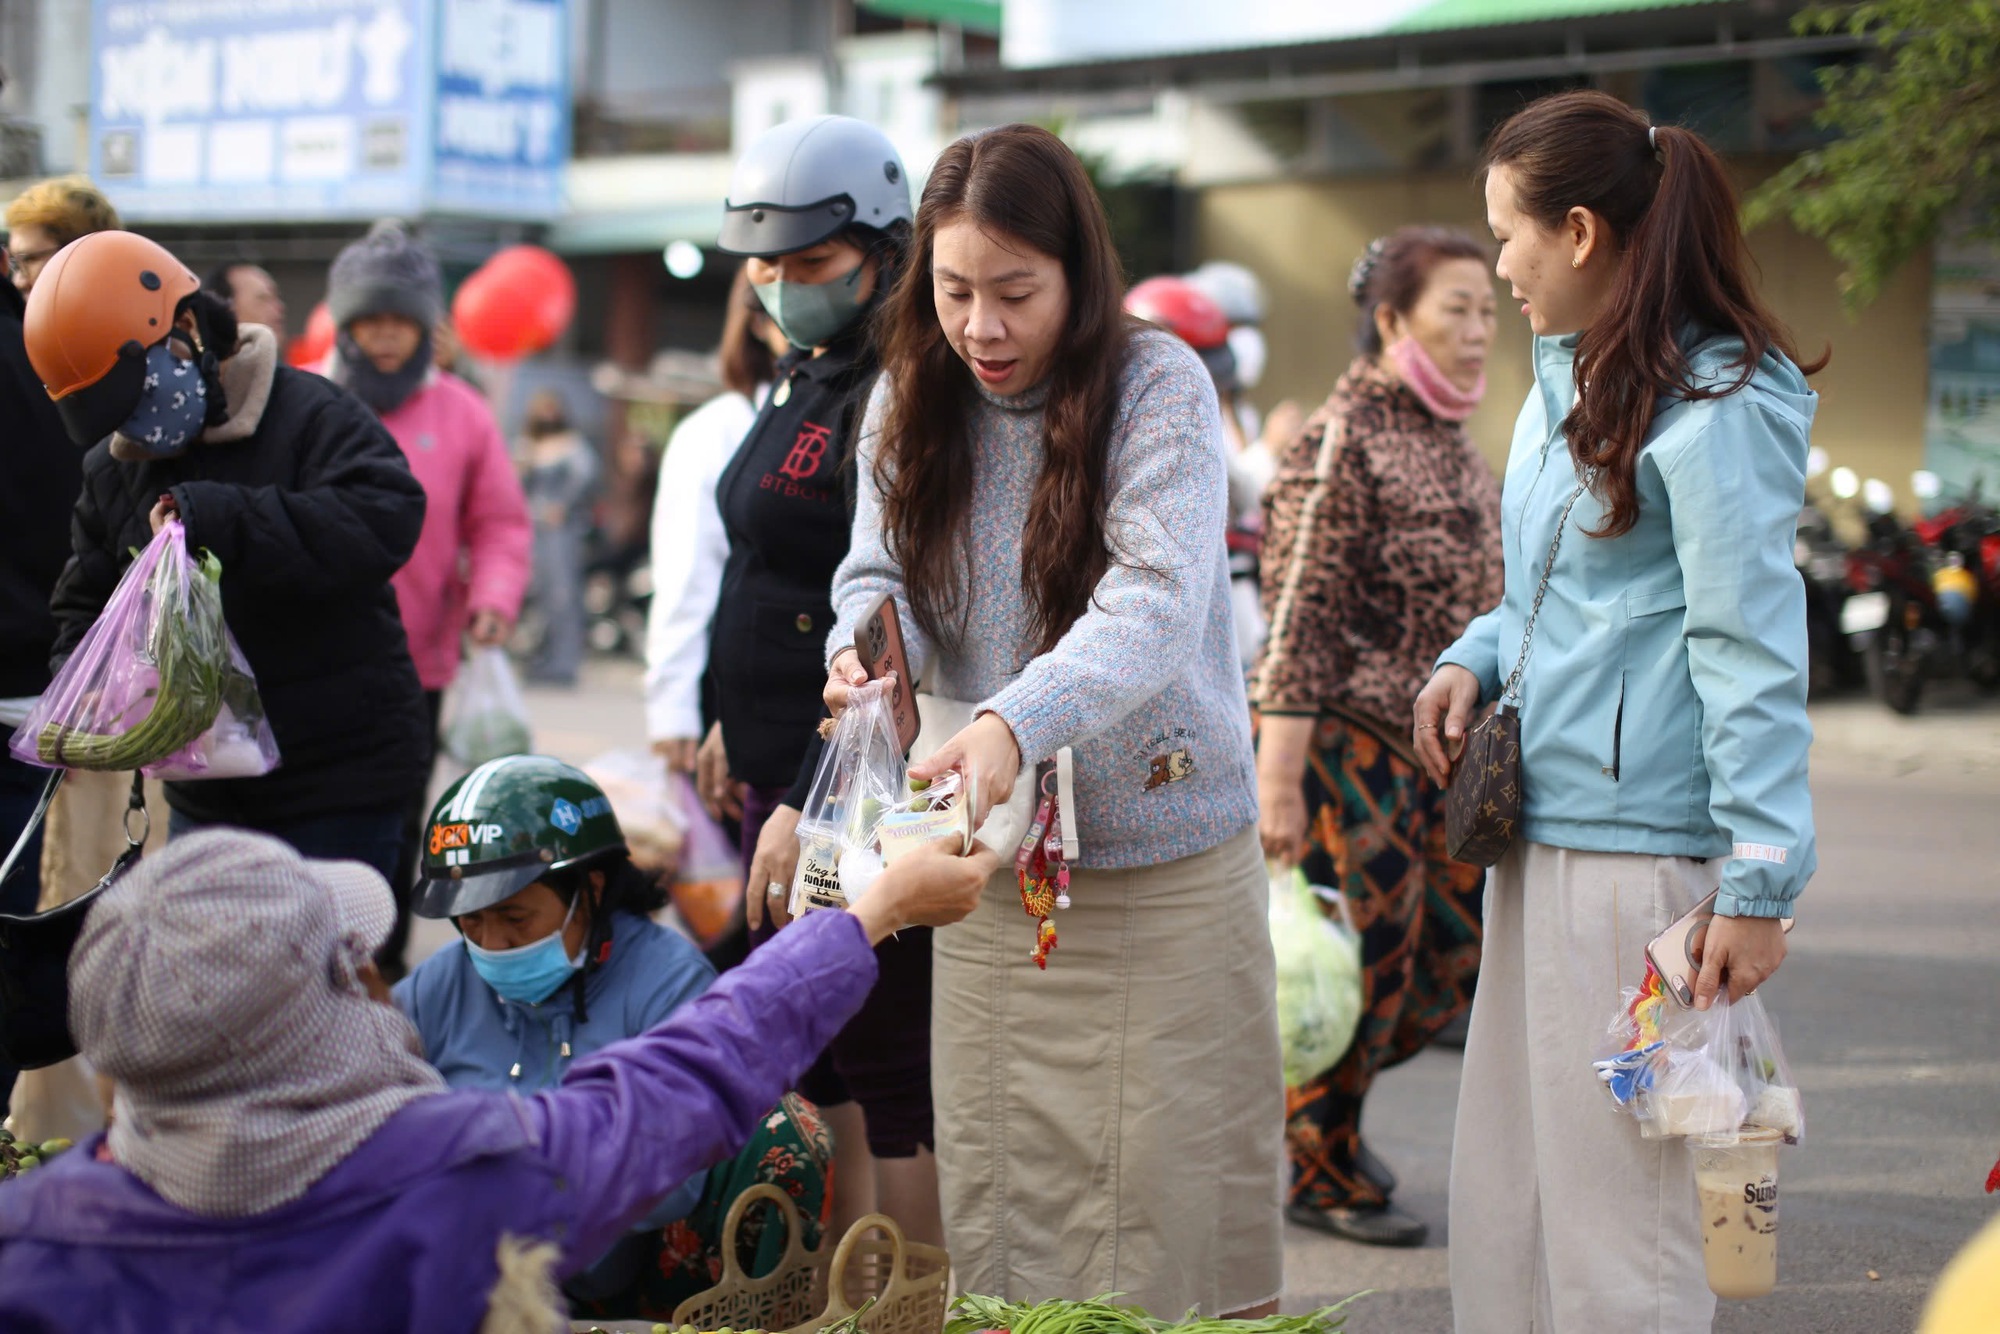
top-left (751, 262), bottom-right (868, 350)
top-left (114, 341), bottom-right (209, 458)
top-left (465, 893), bottom-right (583, 1005)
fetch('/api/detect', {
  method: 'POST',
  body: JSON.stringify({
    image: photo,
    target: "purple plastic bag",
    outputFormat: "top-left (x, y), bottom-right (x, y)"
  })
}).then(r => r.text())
top-left (9, 520), bottom-right (279, 780)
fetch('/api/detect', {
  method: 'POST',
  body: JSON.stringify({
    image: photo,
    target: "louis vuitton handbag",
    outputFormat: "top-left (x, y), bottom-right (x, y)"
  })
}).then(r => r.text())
top-left (1445, 472), bottom-right (1594, 867)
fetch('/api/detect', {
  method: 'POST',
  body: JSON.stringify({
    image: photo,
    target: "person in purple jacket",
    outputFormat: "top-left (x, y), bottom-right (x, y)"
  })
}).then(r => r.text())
top-left (0, 826), bottom-right (993, 1334)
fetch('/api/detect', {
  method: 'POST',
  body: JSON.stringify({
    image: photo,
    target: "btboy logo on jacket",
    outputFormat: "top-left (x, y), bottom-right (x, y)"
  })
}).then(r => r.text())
top-left (760, 420), bottom-right (833, 499)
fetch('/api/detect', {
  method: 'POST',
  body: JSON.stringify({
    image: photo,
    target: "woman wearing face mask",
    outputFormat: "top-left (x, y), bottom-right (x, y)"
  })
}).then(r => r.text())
top-left (1251, 227), bottom-right (1503, 1248)
top-left (824, 123), bottom-right (1281, 1316)
top-left (30, 230), bottom-right (430, 881)
top-left (394, 754), bottom-right (830, 1317)
top-left (703, 114), bottom-right (926, 1244)
top-left (1417, 93), bottom-right (1822, 1333)
top-left (325, 219), bottom-right (534, 978)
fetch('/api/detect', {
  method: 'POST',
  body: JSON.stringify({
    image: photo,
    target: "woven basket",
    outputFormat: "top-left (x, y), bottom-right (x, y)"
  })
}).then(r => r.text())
top-left (786, 1213), bottom-right (950, 1334)
top-left (671, 1183), bottom-right (829, 1333)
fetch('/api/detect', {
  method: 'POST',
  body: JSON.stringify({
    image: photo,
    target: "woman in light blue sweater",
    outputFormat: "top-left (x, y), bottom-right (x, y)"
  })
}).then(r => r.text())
top-left (822, 124), bottom-right (1279, 1316)
top-left (1415, 92), bottom-right (1822, 1334)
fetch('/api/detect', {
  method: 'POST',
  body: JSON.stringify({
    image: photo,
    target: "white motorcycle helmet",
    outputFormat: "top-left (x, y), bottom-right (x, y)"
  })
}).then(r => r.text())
top-left (718, 116), bottom-right (913, 259)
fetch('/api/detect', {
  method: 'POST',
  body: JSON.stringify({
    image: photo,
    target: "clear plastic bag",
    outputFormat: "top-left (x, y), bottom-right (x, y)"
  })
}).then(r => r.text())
top-left (1269, 864), bottom-right (1364, 1088)
top-left (790, 680), bottom-right (906, 917)
top-left (10, 520), bottom-right (277, 780)
top-left (442, 647), bottom-right (533, 767)
top-left (1594, 976), bottom-right (1804, 1145)
top-left (579, 749), bottom-right (689, 872)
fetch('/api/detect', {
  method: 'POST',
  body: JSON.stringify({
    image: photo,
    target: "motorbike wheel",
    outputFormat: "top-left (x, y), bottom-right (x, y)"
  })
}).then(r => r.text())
top-left (1865, 623), bottom-right (1925, 715)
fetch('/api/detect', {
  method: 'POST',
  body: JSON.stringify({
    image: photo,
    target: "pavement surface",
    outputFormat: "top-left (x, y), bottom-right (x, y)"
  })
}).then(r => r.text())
top-left (477, 659), bottom-right (1999, 1333)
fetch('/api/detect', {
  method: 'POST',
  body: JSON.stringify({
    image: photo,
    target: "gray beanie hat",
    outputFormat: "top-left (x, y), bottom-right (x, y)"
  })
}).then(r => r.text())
top-left (328, 219), bottom-right (442, 329)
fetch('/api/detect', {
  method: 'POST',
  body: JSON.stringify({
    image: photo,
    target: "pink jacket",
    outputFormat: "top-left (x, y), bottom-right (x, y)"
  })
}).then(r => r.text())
top-left (377, 373), bottom-right (532, 690)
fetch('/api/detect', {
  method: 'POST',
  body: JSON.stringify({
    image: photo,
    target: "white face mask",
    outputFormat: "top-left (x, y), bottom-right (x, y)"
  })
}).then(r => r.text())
top-left (463, 894), bottom-right (582, 1005)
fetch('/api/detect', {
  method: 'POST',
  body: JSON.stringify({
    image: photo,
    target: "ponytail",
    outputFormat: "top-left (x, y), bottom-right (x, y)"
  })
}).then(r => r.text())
top-left (1482, 90), bottom-right (1827, 538)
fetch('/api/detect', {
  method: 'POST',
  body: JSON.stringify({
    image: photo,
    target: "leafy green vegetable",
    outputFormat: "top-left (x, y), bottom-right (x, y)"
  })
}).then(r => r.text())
top-left (36, 545), bottom-right (237, 771)
top-left (946, 1293), bottom-right (1360, 1334)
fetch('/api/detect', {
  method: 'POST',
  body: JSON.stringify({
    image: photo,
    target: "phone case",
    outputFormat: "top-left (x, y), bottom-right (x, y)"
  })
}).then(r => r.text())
top-left (1646, 889), bottom-right (1718, 1008)
top-left (855, 593), bottom-right (921, 754)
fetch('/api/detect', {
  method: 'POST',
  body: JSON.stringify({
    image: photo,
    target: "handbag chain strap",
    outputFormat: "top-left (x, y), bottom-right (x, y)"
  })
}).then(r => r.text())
top-left (1500, 467), bottom-right (1597, 706)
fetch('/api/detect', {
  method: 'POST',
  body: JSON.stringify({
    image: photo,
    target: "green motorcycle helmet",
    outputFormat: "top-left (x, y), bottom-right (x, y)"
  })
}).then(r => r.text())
top-left (414, 755), bottom-right (628, 919)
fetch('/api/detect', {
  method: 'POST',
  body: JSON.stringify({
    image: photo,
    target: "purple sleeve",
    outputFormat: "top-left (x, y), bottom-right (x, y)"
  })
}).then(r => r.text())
top-left (524, 910), bottom-right (878, 1270)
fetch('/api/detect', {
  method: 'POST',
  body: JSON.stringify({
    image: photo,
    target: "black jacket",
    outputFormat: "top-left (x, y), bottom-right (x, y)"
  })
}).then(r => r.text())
top-left (49, 353), bottom-right (432, 827)
top-left (711, 338), bottom-right (877, 792)
top-left (0, 290), bottom-right (84, 700)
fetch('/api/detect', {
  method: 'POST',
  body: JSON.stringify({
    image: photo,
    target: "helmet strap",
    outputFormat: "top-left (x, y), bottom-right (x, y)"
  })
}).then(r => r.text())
top-left (567, 878), bottom-right (613, 1025)
top-left (172, 307), bottom-right (232, 429)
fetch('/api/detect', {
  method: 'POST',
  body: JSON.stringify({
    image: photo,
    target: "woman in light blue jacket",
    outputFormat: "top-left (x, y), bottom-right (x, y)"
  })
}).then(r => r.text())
top-left (1414, 92), bottom-right (1823, 1334)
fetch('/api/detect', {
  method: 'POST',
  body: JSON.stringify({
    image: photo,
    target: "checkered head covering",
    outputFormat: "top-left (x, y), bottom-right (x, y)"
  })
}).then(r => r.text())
top-left (70, 829), bottom-right (446, 1218)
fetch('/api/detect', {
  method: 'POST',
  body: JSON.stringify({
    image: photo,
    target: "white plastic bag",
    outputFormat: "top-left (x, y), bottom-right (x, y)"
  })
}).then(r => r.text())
top-left (1596, 980), bottom-right (1804, 1145)
top-left (790, 680), bottom-right (906, 916)
top-left (442, 647), bottom-right (533, 768)
top-left (1269, 864), bottom-right (1364, 1088)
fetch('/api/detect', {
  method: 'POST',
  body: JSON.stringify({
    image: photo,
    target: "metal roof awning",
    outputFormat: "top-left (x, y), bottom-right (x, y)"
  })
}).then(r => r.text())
top-left (935, 0), bottom-right (1857, 102)
top-left (1388, 0), bottom-right (1717, 34)
top-left (858, 0), bottom-right (1003, 33)
top-left (544, 203), bottom-right (724, 255)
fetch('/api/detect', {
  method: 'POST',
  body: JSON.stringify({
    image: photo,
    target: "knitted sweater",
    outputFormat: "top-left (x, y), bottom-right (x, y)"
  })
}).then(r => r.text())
top-left (829, 329), bottom-right (1257, 869)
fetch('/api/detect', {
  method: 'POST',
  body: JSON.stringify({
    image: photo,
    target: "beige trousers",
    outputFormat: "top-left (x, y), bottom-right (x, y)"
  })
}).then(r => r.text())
top-left (1449, 842), bottom-right (1718, 1334)
top-left (932, 826), bottom-right (1285, 1315)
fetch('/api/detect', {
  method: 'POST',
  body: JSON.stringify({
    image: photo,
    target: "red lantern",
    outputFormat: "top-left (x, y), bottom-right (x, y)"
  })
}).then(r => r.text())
top-left (451, 245), bottom-right (576, 361)
top-left (287, 301), bottom-right (336, 369)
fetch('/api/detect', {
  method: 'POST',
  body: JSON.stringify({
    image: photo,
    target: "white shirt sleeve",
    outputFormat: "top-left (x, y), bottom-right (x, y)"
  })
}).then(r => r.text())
top-left (643, 390), bottom-right (759, 741)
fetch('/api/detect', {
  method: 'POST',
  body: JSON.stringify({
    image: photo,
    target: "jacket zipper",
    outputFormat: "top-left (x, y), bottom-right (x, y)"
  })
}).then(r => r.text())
top-left (1604, 675), bottom-right (1624, 781)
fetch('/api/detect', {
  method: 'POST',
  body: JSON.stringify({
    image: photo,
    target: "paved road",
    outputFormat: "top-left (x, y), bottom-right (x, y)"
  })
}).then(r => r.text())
top-left (476, 660), bottom-right (2000, 1332)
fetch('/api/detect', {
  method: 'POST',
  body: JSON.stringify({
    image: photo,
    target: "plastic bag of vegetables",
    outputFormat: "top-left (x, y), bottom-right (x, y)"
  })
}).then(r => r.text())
top-left (9, 519), bottom-right (278, 780)
top-left (442, 646), bottom-right (534, 768)
top-left (1269, 864), bottom-right (1364, 1088)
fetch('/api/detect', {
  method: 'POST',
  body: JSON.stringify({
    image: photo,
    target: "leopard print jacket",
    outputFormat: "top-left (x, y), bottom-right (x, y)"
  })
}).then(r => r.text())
top-left (1252, 357), bottom-right (1504, 735)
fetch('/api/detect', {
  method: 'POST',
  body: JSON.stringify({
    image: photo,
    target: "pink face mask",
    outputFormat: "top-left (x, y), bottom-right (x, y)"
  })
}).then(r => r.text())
top-left (1386, 335), bottom-right (1486, 422)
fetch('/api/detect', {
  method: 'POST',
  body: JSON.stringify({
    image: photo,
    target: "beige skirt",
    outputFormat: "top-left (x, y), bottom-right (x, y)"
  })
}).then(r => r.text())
top-left (931, 825), bottom-right (1284, 1314)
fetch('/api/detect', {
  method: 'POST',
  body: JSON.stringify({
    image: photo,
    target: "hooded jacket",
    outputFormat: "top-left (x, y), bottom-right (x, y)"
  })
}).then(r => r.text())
top-left (47, 325), bottom-right (432, 827)
top-left (1437, 330), bottom-right (1818, 918)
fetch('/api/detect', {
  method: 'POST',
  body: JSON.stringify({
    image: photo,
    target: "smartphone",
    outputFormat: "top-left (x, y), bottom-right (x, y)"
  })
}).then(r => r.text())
top-left (855, 592), bottom-right (921, 754)
top-left (1646, 889), bottom-right (1796, 1007)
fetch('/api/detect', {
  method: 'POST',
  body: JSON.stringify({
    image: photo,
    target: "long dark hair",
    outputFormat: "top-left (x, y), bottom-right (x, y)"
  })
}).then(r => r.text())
top-left (875, 123), bottom-right (1133, 654)
top-left (1482, 90), bottom-right (1827, 538)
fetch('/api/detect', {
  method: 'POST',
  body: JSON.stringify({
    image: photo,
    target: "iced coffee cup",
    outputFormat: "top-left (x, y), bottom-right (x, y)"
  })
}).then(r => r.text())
top-left (1692, 1127), bottom-right (1783, 1299)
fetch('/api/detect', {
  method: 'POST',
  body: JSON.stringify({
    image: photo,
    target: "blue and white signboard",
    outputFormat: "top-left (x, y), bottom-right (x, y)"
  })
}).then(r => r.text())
top-left (89, 0), bottom-right (566, 222)
top-left (431, 0), bottom-right (569, 216)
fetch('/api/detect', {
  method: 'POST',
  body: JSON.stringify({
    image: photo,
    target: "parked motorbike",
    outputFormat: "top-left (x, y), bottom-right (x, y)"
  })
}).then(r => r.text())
top-left (1796, 498), bottom-right (1859, 697)
top-left (1909, 471), bottom-right (2000, 692)
top-left (1840, 476), bottom-right (1940, 715)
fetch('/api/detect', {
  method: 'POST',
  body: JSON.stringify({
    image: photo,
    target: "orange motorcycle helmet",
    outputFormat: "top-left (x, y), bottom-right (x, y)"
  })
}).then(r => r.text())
top-left (23, 230), bottom-right (203, 447)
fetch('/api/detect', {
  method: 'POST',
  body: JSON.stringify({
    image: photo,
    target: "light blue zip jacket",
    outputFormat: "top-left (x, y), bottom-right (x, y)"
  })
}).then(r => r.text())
top-left (1436, 330), bottom-right (1817, 917)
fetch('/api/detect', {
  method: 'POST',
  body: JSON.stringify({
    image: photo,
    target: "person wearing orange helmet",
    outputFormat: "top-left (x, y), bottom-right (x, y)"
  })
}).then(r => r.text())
top-left (1125, 274), bottom-right (1269, 672)
top-left (27, 230), bottom-right (432, 881)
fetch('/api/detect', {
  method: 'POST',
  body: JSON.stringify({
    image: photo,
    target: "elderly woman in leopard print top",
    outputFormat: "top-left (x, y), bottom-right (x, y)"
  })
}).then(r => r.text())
top-left (1251, 226), bottom-right (1504, 1248)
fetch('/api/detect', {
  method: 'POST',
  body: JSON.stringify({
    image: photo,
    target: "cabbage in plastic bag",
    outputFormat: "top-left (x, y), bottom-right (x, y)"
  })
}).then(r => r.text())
top-left (443, 647), bottom-right (534, 767)
top-left (1269, 864), bottom-right (1364, 1088)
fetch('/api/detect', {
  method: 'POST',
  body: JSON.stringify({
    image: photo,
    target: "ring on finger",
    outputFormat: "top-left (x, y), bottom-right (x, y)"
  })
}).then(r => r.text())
top-left (1416, 723), bottom-right (1438, 732)
top-left (766, 881), bottom-right (786, 898)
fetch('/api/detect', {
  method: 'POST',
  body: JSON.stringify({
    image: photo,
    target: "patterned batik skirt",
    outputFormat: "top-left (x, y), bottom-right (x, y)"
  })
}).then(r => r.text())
top-left (1285, 712), bottom-right (1486, 1211)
